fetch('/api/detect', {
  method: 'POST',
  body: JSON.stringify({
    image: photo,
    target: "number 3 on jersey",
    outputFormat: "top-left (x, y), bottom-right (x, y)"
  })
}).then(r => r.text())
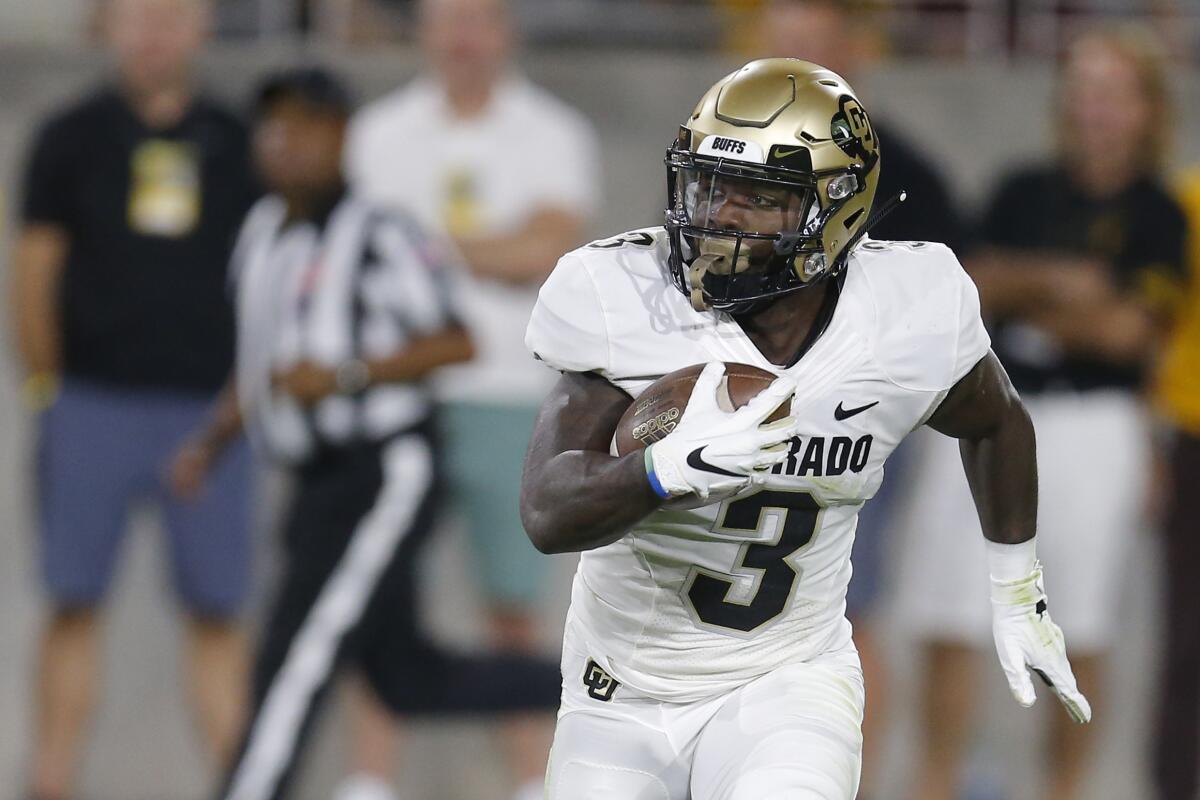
top-left (683, 490), bottom-right (822, 634)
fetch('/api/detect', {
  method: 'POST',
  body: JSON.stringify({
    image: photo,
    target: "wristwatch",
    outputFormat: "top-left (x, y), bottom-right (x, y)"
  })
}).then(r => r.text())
top-left (335, 358), bottom-right (371, 394)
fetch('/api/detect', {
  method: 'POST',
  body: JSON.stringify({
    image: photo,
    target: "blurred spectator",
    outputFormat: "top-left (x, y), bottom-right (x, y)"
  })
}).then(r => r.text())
top-left (345, 0), bottom-right (599, 796)
top-left (172, 66), bottom-right (561, 800)
top-left (1152, 167), bottom-right (1200, 800)
top-left (897, 25), bottom-right (1186, 800)
top-left (8, 0), bottom-right (258, 796)
top-left (758, 1), bottom-right (970, 795)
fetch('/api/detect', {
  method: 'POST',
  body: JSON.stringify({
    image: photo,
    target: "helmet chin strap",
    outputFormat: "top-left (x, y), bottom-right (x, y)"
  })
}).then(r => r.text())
top-left (688, 255), bottom-right (718, 311)
top-left (688, 238), bottom-right (751, 311)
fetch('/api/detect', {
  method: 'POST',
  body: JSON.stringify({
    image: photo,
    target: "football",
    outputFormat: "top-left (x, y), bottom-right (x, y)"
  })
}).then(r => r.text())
top-left (613, 362), bottom-right (789, 457)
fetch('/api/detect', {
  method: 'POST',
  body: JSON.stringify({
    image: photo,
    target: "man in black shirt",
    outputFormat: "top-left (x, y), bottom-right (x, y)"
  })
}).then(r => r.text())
top-left (10, 1), bottom-right (258, 796)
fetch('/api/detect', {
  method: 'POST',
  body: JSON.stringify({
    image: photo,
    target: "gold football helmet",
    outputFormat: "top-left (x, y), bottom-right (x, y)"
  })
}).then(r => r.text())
top-left (665, 58), bottom-right (882, 311)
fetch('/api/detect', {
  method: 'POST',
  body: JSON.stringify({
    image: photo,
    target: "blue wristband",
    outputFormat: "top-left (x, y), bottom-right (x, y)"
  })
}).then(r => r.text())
top-left (644, 446), bottom-right (671, 499)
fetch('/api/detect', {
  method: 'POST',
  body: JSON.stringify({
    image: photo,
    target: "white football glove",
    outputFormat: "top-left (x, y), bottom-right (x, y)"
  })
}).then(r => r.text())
top-left (645, 362), bottom-right (797, 500)
top-left (990, 563), bottom-right (1092, 724)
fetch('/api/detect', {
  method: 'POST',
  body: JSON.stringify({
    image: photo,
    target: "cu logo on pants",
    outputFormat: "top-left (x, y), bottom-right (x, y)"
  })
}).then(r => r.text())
top-left (583, 659), bottom-right (620, 702)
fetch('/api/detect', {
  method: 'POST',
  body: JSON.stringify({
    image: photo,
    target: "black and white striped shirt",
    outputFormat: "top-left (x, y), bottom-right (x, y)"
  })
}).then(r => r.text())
top-left (231, 190), bottom-right (458, 464)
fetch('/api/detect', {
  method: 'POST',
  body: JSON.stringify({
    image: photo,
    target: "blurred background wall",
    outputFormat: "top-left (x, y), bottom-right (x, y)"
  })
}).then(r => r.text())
top-left (1, 2), bottom-right (1198, 799)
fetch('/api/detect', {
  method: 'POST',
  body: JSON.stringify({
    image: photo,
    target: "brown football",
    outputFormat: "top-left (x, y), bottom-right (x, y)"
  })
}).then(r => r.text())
top-left (613, 362), bottom-right (790, 457)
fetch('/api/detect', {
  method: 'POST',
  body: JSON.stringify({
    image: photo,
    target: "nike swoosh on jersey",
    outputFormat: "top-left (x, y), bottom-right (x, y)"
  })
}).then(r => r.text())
top-left (686, 447), bottom-right (743, 477)
top-left (834, 400), bottom-right (879, 420)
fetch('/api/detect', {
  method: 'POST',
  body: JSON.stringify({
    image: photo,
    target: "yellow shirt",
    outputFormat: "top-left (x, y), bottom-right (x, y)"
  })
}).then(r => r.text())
top-left (1157, 169), bottom-right (1200, 434)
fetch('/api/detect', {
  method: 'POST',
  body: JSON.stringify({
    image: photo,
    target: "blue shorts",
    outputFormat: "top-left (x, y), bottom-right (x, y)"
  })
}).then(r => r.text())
top-left (37, 379), bottom-right (253, 617)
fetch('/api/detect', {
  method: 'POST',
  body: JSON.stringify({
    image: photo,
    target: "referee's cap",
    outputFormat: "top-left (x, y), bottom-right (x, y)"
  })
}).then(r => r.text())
top-left (254, 66), bottom-right (355, 119)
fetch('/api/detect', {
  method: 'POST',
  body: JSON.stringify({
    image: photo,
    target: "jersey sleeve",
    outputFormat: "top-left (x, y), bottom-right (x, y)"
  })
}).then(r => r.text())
top-left (525, 251), bottom-right (609, 374)
top-left (949, 258), bottom-right (992, 385)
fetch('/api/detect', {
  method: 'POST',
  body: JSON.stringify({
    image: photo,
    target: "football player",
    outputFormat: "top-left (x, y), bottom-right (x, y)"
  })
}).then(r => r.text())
top-left (521, 59), bottom-right (1090, 799)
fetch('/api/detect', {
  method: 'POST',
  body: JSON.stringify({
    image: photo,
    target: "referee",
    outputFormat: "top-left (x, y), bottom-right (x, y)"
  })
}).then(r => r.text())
top-left (171, 67), bottom-right (560, 800)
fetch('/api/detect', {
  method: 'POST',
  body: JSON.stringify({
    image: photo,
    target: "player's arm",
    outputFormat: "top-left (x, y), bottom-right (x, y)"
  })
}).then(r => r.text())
top-left (924, 350), bottom-right (1035, 546)
top-left (925, 350), bottom-right (1092, 724)
top-left (521, 363), bottom-right (797, 554)
top-left (520, 370), bottom-right (664, 554)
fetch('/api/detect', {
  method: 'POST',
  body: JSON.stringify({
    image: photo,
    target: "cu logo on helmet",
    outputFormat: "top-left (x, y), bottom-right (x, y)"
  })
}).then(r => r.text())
top-left (844, 102), bottom-right (873, 144)
top-left (833, 96), bottom-right (876, 160)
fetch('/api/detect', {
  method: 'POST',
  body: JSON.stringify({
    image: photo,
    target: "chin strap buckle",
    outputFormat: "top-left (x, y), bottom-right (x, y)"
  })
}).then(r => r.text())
top-left (688, 254), bottom-right (725, 311)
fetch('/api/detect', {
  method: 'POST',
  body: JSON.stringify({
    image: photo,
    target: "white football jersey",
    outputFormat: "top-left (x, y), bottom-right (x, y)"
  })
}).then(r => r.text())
top-left (526, 227), bottom-right (990, 702)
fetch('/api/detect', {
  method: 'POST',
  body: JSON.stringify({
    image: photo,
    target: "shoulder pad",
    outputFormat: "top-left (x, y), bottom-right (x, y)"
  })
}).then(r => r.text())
top-left (850, 240), bottom-right (990, 392)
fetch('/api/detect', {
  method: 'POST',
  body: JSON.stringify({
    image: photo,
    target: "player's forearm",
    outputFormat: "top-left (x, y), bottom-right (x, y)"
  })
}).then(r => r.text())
top-left (365, 327), bottom-right (474, 383)
top-left (927, 354), bottom-right (1038, 546)
top-left (959, 400), bottom-right (1038, 545)
top-left (520, 449), bottom-right (663, 554)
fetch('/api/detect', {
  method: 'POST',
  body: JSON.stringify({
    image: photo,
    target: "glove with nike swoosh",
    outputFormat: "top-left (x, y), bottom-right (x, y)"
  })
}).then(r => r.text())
top-left (645, 362), bottom-right (798, 500)
top-left (988, 539), bottom-right (1092, 724)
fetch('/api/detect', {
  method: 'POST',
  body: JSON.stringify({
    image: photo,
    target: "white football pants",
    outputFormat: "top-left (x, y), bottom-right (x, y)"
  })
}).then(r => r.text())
top-left (547, 625), bottom-right (865, 799)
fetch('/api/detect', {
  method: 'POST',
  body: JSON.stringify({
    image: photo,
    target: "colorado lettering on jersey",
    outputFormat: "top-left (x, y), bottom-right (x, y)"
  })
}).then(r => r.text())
top-left (770, 434), bottom-right (873, 477)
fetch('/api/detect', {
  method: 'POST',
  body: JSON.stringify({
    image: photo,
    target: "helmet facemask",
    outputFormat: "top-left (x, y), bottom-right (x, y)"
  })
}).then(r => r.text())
top-left (665, 148), bottom-right (865, 313)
